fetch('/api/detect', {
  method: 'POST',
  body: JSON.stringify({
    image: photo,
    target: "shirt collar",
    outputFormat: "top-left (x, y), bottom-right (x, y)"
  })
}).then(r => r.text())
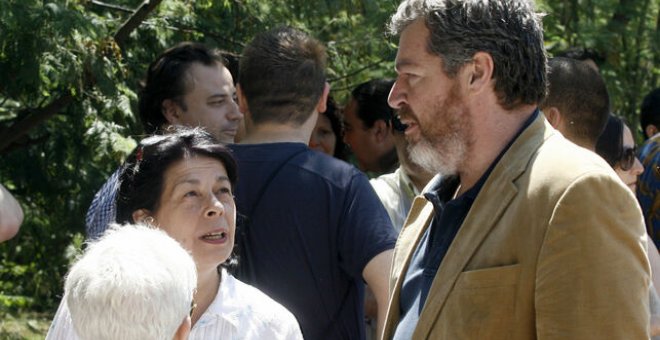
top-left (194, 269), bottom-right (241, 330)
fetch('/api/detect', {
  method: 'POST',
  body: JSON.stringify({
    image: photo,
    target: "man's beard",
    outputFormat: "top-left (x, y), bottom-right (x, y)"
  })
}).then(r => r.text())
top-left (404, 85), bottom-right (471, 175)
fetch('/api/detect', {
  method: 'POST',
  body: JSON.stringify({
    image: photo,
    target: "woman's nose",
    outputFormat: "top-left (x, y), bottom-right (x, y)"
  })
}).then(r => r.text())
top-left (633, 157), bottom-right (644, 175)
top-left (205, 196), bottom-right (225, 218)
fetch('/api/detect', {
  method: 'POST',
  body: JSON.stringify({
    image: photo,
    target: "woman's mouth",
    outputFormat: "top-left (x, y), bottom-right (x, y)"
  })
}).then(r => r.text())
top-left (201, 231), bottom-right (228, 244)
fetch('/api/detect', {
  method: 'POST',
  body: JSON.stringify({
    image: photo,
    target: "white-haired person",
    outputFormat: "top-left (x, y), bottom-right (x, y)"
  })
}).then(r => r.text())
top-left (47, 127), bottom-right (302, 339)
top-left (49, 223), bottom-right (196, 340)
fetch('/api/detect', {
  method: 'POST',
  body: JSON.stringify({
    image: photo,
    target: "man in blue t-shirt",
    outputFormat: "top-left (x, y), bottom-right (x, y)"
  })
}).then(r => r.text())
top-left (230, 27), bottom-right (396, 339)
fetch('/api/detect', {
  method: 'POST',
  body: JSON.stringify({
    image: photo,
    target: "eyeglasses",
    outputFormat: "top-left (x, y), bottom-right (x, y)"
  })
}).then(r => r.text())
top-left (189, 288), bottom-right (197, 318)
top-left (618, 146), bottom-right (637, 171)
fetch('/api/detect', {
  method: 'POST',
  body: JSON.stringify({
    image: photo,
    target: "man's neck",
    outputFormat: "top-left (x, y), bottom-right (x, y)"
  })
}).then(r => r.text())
top-left (239, 112), bottom-right (317, 145)
top-left (456, 104), bottom-right (537, 196)
top-left (239, 122), bottom-right (312, 145)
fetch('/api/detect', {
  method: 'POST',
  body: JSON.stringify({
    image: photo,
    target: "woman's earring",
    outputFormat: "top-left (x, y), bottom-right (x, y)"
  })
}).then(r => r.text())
top-left (143, 216), bottom-right (155, 225)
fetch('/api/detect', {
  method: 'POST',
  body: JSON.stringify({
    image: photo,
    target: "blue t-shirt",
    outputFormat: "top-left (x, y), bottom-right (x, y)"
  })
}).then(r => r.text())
top-left (228, 142), bottom-right (397, 340)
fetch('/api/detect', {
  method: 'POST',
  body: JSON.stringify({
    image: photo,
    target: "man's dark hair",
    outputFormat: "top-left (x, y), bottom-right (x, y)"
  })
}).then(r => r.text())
top-left (640, 87), bottom-right (660, 139)
top-left (388, 0), bottom-right (547, 109)
top-left (351, 79), bottom-right (395, 128)
top-left (541, 57), bottom-right (610, 146)
top-left (138, 42), bottom-right (226, 134)
top-left (555, 47), bottom-right (605, 66)
top-left (239, 26), bottom-right (327, 126)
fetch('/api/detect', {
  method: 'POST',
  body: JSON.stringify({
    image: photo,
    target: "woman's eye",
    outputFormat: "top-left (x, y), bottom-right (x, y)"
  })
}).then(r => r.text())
top-left (215, 187), bottom-right (232, 197)
top-left (184, 191), bottom-right (198, 198)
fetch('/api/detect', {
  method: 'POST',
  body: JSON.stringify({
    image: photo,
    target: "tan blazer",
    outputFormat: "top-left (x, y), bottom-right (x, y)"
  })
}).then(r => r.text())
top-left (382, 115), bottom-right (650, 340)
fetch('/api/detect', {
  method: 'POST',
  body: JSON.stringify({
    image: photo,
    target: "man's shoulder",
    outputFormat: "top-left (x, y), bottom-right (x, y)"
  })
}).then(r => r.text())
top-left (640, 134), bottom-right (660, 160)
top-left (231, 143), bottom-right (362, 185)
top-left (505, 132), bottom-right (621, 200)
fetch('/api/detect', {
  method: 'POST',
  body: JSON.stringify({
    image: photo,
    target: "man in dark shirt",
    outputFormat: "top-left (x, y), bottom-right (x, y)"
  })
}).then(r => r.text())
top-left (230, 27), bottom-right (396, 339)
top-left (539, 57), bottom-right (610, 151)
top-left (382, 0), bottom-right (650, 339)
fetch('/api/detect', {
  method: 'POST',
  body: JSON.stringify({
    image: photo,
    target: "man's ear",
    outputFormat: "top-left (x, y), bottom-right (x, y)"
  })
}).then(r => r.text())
top-left (373, 119), bottom-right (392, 143)
top-left (173, 316), bottom-right (191, 340)
top-left (315, 82), bottom-right (331, 113)
top-left (131, 209), bottom-right (152, 224)
top-left (236, 84), bottom-right (249, 114)
top-left (466, 52), bottom-right (494, 93)
top-left (542, 106), bottom-right (562, 129)
top-left (162, 99), bottom-right (183, 125)
top-left (645, 124), bottom-right (659, 139)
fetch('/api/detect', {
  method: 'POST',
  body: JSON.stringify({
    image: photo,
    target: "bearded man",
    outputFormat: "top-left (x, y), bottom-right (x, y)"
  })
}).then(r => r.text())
top-left (382, 0), bottom-right (650, 339)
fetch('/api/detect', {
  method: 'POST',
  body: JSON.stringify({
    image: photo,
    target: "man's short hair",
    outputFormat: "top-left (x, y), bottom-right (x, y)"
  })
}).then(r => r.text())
top-left (541, 57), bottom-right (610, 146)
top-left (388, 0), bottom-right (547, 109)
top-left (139, 42), bottom-right (226, 134)
top-left (239, 26), bottom-right (327, 126)
top-left (351, 79), bottom-right (396, 128)
top-left (555, 47), bottom-right (605, 66)
top-left (641, 87), bottom-right (660, 137)
top-left (66, 223), bottom-right (197, 340)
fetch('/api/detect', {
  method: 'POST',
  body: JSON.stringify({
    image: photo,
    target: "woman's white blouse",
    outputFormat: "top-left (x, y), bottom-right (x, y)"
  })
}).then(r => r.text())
top-left (46, 271), bottom-right (303, 339)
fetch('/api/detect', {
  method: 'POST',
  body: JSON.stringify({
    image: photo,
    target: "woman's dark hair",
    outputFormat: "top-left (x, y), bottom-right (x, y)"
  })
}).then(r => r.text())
top-left (117, 127), bottom-right (237, 222)
top-left (323, 96), bottom-right (348, 161)
top-left (595, 115), bottom-right (624, 168)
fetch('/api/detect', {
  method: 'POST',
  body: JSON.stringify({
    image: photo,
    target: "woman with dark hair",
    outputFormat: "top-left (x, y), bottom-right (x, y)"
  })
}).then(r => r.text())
top-left (309, 96), bottom-right (348, 160)
top-left (596, 115), bottom-right (644, 191)
top-left (596, 115), bottom-right (660, 336)
top-left (47, 127), bottom-right (302, 340)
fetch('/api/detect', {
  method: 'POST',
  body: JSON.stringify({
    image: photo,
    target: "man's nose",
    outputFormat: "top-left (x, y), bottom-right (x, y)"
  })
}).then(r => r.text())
top-left (388, 81), bottom-right (405, 109)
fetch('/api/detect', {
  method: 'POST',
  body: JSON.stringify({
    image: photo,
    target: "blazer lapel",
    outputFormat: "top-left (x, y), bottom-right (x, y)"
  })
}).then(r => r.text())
top-left (412, 114), bottom-right (551, 339)
top-left (382, 196), bottom-right (435, 340)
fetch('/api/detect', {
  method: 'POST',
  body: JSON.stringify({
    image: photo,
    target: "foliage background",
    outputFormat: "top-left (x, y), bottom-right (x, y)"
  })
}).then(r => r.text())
top-left (0, 0), bottom-right (658, 328)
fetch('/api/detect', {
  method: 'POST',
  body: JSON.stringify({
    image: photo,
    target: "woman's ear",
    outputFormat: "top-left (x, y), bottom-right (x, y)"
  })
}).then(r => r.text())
top-left (132, 209), bottom-right (152, 224)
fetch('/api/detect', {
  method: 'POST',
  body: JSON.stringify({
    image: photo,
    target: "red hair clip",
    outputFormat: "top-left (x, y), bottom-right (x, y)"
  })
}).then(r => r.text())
top-left (135, 147), bottom-right (144, 162)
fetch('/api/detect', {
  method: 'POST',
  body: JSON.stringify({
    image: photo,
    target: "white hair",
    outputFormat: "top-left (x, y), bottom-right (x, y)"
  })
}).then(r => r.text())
top-left (65, 223), bottom-right (197, 340)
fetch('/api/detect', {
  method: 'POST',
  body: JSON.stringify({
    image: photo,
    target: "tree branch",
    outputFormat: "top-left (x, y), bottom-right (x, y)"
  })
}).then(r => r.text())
top-left (90, 0), bottom-right (133, 13)
top-left (0, 1), bottom-right (163, 153)
top-left (0, 93), bottom-right (73, 152)
top-left (113, 0), bottom-right (164, 51)
top-left (327, 59), bottom-right (388, 82)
